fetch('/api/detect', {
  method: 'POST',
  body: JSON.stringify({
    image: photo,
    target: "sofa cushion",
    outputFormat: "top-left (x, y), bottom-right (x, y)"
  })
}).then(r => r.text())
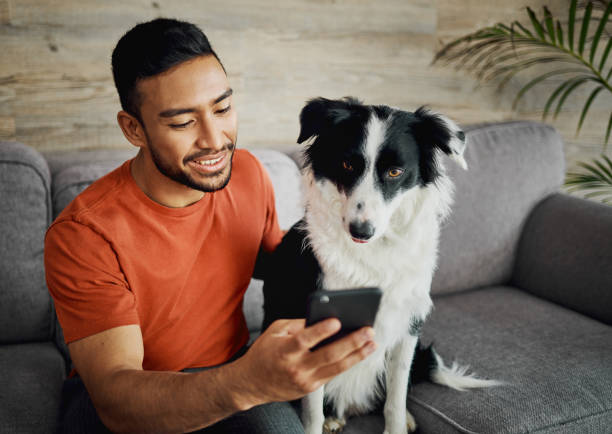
top-left (52, 161), bottom-right (123, 219)
top-left (43, 148), bottom-right (137, 181)
top-left (432, 121), bottom-right (565, 295)
top-left (513, 193), bottom-right (612, 325)
top-left (402, 286), bottom-right (612, 433)
top-left (0, 342), bottom-right (66, 433)
top-left (240, 149), bottom-right (304, 333)
top-left (0, 141), bottom-right (54, 344)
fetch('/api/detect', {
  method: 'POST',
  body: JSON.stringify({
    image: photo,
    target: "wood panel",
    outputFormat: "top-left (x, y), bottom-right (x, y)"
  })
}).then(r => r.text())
top-left (0, 0), bottom-right (9, 24)
top-left (0, 0), bottom-right (609, 170)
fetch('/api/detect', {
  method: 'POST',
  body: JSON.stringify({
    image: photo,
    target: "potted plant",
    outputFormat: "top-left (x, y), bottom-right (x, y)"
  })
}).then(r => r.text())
top-left (433, 0), bottom-right (612, 203)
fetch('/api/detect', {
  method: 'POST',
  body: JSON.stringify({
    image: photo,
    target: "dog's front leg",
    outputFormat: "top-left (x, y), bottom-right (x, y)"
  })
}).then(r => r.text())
top-left (301, 386), bottom-right (325, 434)
top-left (383, 335), bottom-right (419, 434)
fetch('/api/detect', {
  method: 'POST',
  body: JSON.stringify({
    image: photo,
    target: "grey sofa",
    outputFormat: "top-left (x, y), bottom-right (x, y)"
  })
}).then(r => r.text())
top-left (1, 120), bottom-right (611, 433)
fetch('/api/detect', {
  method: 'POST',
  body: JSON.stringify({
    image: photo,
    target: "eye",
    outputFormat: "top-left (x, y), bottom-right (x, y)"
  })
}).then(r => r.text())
top-left (388, 168), bottom-right (403, 178)
top-left (216, 105), bottom-right (231, 114)
top-left (170, 120), bottom-right (193, 129)
top-left (342, 161), bottom-right (354, 171)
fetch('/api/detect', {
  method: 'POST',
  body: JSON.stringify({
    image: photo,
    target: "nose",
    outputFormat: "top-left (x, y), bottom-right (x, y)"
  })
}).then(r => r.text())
top-left (349, 221), bottom-right (375, 241)
top-left (197, 116), bottom-right (225, 151)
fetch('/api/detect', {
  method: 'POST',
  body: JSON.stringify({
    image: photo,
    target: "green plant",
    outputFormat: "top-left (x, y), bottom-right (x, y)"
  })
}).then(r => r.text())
top-left (566, 154), bottom-right (612, 203)
top-left (433, 0), bottom-right (612, 203)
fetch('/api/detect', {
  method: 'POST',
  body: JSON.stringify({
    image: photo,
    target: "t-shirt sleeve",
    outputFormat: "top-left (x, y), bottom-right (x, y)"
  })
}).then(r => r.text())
top-left (44, 219), bottom-right (140, 344)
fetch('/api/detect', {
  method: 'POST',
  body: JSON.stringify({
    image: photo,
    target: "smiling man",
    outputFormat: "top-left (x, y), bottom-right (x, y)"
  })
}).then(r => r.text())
top-left (44, 18), bottom-right (376, 433)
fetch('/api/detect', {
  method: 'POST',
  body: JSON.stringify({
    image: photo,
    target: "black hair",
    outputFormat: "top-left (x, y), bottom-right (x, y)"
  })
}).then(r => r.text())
top-left (111, 18), bottom-right (223, 122)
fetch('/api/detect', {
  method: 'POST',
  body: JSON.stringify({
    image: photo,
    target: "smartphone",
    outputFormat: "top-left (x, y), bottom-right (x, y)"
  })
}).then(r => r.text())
top-left (306, 287), bottom-right (382, 351)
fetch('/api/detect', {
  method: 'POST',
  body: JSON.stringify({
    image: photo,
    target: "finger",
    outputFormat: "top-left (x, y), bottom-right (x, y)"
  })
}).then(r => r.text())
top-left (266, 318), bottom-right (306, 336)
top-left (289, 318), bottom-right (341, 352)
top-left (314, 340), bottom-right (377, 382)
top-left (308, 327), bottom-right (375, 367)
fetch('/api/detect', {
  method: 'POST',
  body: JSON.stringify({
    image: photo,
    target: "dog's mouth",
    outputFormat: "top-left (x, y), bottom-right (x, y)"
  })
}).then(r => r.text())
top-left (351, 237), bottom-right (370, 244)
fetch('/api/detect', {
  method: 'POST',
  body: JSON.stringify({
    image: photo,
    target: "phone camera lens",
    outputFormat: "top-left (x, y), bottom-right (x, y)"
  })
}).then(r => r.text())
top-left (320, 295), bottom-right (330, 303)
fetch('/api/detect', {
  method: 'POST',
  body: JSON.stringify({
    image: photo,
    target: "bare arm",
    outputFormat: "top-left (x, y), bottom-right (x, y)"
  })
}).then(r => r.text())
top-left (70, 319), bottom-right (376, 433)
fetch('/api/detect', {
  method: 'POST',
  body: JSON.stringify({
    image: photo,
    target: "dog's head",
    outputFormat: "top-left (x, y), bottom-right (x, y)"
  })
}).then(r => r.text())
top-left (298, 97), bottom-right (467, 244)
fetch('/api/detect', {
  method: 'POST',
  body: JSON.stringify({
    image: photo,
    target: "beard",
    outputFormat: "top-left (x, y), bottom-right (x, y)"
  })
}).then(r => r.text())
top-left (146, 130), bottom-right (237, 193)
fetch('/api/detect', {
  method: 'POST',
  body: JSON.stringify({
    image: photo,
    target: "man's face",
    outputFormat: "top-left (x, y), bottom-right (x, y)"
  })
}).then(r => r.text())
top-left (136, 55), bottom-right (238, 192)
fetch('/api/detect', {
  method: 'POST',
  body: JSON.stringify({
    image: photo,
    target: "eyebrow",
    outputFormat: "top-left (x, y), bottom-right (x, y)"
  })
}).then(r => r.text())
top-left (158, 88), bottom-right (233, 118)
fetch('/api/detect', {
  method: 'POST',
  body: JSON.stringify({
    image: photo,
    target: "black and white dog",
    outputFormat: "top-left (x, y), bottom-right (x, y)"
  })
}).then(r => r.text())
top-left (263, 97), bottom-right (499, 434)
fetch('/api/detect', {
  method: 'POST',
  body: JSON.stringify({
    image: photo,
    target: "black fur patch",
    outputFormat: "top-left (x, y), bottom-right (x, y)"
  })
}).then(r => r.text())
top-left (261, 220), bottom-right (323, 331)
top-left (409, 341), bottom-right (438, 389)
top-left (409, 317), bottom-right (425, 336)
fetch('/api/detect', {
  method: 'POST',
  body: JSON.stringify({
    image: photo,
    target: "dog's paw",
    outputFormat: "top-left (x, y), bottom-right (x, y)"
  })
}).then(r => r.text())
top-left (383, 410), bottom-right (417, 434)
top-left (323, 416), bottom-right (347, 434)
top-left (406, 409), bottom-right (417, 433)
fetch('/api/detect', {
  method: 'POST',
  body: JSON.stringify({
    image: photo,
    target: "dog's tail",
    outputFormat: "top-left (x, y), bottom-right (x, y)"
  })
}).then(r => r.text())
top-left (410, 342), bottom-right (504, 391)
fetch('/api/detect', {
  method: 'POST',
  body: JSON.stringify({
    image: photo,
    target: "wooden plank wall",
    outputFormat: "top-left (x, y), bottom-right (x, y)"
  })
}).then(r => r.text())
top-left (0, 0), bottom-right (609, 171)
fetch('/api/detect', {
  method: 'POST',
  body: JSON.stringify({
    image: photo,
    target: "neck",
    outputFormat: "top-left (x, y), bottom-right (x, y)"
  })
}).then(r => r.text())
top-left (130, 149), bottom-right (205, 208)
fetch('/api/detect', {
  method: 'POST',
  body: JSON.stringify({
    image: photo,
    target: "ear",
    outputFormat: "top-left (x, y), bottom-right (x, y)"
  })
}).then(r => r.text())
top-left (297, 96), bottom-right (361, 144)
top-left (117, 110), bottom-right (148, 150)
top-left (413, 106), bottom-right (468, 170)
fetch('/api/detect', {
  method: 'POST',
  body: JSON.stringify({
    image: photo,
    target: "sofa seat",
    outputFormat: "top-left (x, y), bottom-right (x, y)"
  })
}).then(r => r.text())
top-left (0, 342), bottom-right (66, 433)
top-left (406, 286), bottom-right (612, 434)
top-left (340, 287), bottom-right (612, 434)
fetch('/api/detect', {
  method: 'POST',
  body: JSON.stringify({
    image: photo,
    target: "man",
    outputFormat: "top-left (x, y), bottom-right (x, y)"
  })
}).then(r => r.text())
top-left (44, 18), bottom-right (377, 433)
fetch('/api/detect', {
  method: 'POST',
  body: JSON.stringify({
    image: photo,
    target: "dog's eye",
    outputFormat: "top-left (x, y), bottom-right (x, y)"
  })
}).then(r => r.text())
top-left (388, 168), bottom-right (403, 178)
top-left (342, 161), bottom-right (354, 171)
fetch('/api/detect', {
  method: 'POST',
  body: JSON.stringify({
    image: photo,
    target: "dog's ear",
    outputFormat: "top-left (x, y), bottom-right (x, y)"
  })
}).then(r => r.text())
top-left (297, 97), bottom-right (361, 144)
top-left (413, 106), bottom-right (468, 170)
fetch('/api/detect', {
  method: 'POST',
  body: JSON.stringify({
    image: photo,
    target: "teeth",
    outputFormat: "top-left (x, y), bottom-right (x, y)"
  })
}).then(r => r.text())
top-left (194, 156), bottom-right (223, 166)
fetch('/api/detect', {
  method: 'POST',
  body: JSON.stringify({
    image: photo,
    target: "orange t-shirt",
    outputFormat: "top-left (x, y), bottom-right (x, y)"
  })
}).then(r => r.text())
top-left (44, 149), bottom-right (283, 372)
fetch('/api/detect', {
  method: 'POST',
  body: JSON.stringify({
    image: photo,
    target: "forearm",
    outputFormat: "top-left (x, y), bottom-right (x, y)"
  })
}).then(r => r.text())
top-left (95, 361), bottom-right (257, 433)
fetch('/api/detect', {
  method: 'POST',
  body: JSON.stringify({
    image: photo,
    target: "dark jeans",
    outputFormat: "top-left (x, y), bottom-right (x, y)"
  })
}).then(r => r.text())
top-left (57, 348), bottom-right (304, 434)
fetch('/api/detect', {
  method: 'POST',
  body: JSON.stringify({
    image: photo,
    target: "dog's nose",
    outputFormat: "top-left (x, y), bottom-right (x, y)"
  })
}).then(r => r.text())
top-left (349, 221), bottom-right (375, 241)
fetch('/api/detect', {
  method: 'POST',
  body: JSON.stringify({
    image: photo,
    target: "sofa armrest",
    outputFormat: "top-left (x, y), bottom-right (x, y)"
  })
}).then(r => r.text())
top-left (512, 193), bottom-right (612, 325)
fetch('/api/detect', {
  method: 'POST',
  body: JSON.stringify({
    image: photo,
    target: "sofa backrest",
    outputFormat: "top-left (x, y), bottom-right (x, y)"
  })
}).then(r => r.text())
top-left (6, 119), bottom-right (566, 343)
top-left (431, 121), bottom-right (565, 295)
top-left (0, 142), bottom-right (54, 344)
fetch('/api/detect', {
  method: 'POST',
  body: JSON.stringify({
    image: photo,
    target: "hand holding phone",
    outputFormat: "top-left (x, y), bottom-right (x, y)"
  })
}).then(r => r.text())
top-left (306, 287), bottom-right (382, 350)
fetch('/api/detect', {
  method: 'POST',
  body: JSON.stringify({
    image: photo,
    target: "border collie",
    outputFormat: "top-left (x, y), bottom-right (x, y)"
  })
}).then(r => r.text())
top-left (263, 97), bottom-right (500, 434)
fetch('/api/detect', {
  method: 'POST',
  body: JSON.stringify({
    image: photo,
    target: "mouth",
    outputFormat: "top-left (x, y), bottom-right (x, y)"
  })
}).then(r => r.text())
top-left (187, 152), bottom-right (229, 175)
top-left (351, 237), bottom-right (370, 244)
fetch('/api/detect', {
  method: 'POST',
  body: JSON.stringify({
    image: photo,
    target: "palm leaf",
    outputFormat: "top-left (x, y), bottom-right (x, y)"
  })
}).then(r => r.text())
top-left (527, 7), bottom-right (547, 40)
top-left (434, 35), bottom-right (507, 66)
top-left (579, 2), bottom-right (593, 56)
top-left (554, 77), bottom-right (592, 119)
top-left (569, 0), bottom-right (578, 50)
top-left (600, 38), bottom-right (612, 71)
top-left (565, 155), bottom-right (612, 203)
top-left (513, 20), bottom-right (535, 38)
top-left (513, 68), bottom-right (587, 109)
top-left (483, 56), bottom-right (584, 85)
top-left (590, 1), bottom-right (612, 64)
top-left (544, 81), bottom-right (574, 119)
top-left (594, 155), bottom-right (612, 181)
top-left (452, 37), bottom-right (509, 69)
top-left (557, 20), bottom-right (565, 47)
top-left (605, 112), bottom-right (612, 151)
top-left (577, 85), bottom-right (605, 134)
top-left (544, 7), bottom-right (557, 44)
